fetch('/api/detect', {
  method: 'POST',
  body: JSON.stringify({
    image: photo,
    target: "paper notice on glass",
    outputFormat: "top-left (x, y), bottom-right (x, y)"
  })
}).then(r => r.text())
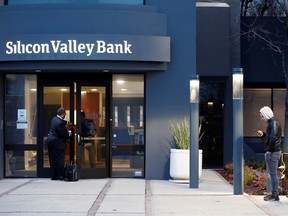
top-left (17, 121), bottom-right (28, 129)
top-left (17, 109), bottom-right (28, 129)
top-left (18, 109), bottom-right (26, 121)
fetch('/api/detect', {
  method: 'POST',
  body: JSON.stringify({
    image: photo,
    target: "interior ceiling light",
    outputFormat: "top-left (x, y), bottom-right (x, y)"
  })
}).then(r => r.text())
top-left (116, 80), bottom-right (125, 84)
top-left (60, 88), bottom-right (68, 92)
top-left (91, 89), bottom-right (98, 91)
top-left (121, 88), bottom-right (127, 92)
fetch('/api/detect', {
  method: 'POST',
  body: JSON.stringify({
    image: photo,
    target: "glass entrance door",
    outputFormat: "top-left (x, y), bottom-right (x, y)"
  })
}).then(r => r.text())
top-left (39, 84), bottom-right (74, 177)
top-left (38, 78), bottom-right (109, 179)
top-left (38, 73), bottom-right (145, 179)
top-left (76, 84), bottom-right (109, 178)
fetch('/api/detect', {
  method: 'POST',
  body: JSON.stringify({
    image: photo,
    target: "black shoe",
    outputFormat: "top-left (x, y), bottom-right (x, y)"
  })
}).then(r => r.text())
top-left (51, 177), bottom-right (58, 180)
top-left (264, 194), bottom-right (279, 201)
top-left (59, 176), bottom-right (65, 181)
top-left (264, 194), bottom-right (272, 200)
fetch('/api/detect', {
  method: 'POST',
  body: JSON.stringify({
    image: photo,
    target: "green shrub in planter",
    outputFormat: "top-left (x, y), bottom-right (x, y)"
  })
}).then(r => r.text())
top-left (169, 116), bottom-right (190, 150)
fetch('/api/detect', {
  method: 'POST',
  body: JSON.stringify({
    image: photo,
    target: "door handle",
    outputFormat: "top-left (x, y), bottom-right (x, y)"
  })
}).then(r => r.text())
top-left (77, 134), bottom-right (82, 145)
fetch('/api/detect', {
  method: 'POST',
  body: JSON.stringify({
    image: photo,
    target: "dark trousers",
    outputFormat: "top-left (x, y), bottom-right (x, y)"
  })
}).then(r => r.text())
top-left (48, 147), bottom-right (65, 179)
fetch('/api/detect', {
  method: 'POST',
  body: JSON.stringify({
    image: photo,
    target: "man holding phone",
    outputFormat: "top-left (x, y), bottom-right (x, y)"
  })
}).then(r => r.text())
top-left (255, 106), bottom-right (282, 201)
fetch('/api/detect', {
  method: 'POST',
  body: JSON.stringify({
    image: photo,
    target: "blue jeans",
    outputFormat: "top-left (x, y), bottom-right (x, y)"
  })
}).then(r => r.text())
top-left (265, 151), bottom-right (281, 196)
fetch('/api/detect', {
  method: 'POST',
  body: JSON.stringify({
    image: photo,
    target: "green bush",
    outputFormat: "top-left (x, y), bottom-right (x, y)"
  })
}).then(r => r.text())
top-left (245, 159), bottom-right (266, 169)
top-left (224, 162), bottom-right (267, 189)
top-left (169, 116), bottom-right (190, 149)
top-left (224, 162), bottom-right (233, 174)
top-left (244, 166), bottom-right (256, 186)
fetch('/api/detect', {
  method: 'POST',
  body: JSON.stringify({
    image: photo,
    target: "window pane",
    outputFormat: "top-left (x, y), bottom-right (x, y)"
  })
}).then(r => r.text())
top-left (5, 74), bottom-right (37, 177)
top-left (112, 74), bottom-right (144, 177)
top-left (273, 89), bottom-right (285, 136)
top-left (5, 74), bottom-right (37, 145)
top-left (243, 89), bottom-right (271, 136)
top-left (5, 150), bottom-right (37, 177)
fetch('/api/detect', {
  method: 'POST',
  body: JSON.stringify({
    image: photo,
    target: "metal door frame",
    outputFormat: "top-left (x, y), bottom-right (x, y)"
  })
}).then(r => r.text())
top-left (37, 73), bottom-right (111, 178)
top-left (76, 81), bottom-right (111, 178)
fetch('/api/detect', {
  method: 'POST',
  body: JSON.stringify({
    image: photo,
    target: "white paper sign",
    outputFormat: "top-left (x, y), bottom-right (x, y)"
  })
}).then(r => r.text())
top-left (17, 109), bottom-right (28, 129)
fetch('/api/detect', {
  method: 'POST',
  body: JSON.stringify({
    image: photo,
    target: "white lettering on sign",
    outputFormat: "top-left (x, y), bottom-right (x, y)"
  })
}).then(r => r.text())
top-left (96, 40), bottom-right (132, 54)
top-left (6, 41), bottom-right (50, 54)
top-left (50, 40), bottom-right (95, 56)
top-left (5, 40), bottom-right (133, 56)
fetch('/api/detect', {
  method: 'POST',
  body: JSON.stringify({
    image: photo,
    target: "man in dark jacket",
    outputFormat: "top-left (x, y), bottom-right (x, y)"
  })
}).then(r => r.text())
top-left (46, 108), bottom-right (71, 180)
top-left (80, 111), bottom-right (97, 167)
top-left (256, 106), bottom-right (282, 201)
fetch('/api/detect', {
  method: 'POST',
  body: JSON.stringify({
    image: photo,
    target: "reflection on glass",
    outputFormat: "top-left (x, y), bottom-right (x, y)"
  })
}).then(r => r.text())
top-left (5, 151), bottom-right (37, 177)
top-left (5, 74), bottom-right (37, 177)
top-left (5, 75), bottom-right (37, 145)
top-left (243, 89), bottom-right (271, 136)
top-left (43, 86), bottom-right (70, 168)
top-left (273, 89), bottom-right (285, 136)
top-left (80, 86), bottom-right (106, 169)
top-left (112, 75), bottom-right (145, 177)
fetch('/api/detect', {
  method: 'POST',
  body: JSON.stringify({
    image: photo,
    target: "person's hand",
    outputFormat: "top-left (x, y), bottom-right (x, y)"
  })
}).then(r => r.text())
top-left (66, 121), bottom-right (73, 130)
top-left (255, 130), bottom-right (263, 137)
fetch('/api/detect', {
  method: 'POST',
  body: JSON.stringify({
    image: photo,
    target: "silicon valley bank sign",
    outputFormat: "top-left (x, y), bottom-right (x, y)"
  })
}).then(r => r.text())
top-left (0, 34), bottom-right (170, 62)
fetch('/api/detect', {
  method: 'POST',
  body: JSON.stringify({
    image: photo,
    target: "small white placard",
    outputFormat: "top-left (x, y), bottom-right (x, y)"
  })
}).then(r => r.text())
top-left (17, 121), bottom-right (28, 129)
top-left (17, 109), bottom-right (28, 129)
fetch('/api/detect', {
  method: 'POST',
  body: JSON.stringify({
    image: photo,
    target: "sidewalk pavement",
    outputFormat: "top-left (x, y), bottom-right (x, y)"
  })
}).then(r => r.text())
top-left (0, 169), bottom-right (288, 216)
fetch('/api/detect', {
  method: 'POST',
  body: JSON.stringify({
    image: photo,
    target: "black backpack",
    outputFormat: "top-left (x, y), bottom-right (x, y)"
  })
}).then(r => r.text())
top-left (65, 162), bottom-right (79, 181)
top-left (84, 119), bottom-right (96, 137)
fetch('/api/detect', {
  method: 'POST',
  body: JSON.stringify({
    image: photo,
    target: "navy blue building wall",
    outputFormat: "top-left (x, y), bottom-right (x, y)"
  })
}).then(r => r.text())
top-left (0, 4), bottom-right (161, 35)
top-left (196, 3), bottom-right (230, 77)
top-left (145, 0), bottom-right (195, 179)
top-left (196, 3), bottom-right (235, 167)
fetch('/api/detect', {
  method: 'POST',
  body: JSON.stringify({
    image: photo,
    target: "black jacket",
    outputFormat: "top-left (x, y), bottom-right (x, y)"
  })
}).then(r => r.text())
top-left (46, 116), bottom-right (70, 150)
top-left (262, 118), bottom-right (282, 152)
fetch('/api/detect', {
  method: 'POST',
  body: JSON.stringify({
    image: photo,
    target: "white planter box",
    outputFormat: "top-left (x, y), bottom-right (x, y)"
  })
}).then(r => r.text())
top-left (170, 149), bottom-right (202, 180)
